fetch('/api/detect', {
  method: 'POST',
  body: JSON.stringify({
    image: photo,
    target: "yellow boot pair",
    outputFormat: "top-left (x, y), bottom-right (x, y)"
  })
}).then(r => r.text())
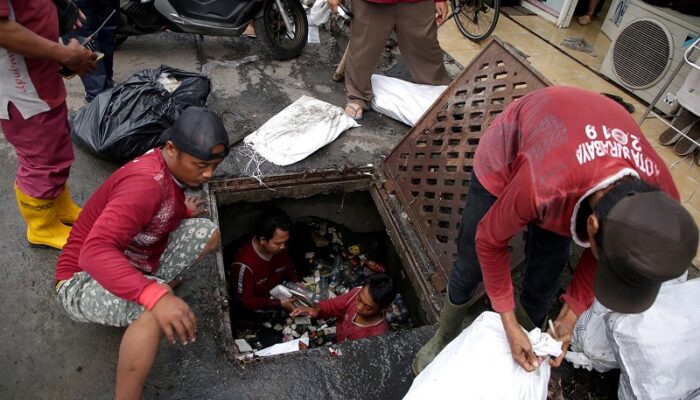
top-left (14, 184), bottom-right (82, 250)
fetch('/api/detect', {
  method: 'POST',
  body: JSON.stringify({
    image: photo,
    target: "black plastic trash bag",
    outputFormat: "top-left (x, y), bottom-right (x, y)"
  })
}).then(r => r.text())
top-left (70, 65), bottom-right (210, 163)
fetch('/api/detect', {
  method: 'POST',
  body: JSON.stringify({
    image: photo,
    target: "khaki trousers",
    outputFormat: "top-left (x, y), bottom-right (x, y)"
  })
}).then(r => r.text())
top-left (345, 0), bottom-right (450, 109)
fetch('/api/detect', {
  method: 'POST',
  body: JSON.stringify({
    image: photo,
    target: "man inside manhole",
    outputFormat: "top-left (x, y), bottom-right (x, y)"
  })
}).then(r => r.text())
top-left (290, 272), bottom-right (396, 343)
top-left (413, 87), bottom-right (699, 375)
top-left (230, 210), bottom-right (300, 314)
top-left (54, 107), bottom-right (230, 400)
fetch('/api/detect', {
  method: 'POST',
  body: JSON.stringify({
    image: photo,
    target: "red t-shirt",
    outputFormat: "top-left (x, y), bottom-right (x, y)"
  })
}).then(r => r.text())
top-left (56, 149), bottom-right (187, 304)
top-left (230, 239), bottom-right (299, 310)
top-left (0, 0), bottom-right (66, 117)
top-left (473, 86), bottom-right (679, 316)
top-left (318, 287), bottom-right (389, 343)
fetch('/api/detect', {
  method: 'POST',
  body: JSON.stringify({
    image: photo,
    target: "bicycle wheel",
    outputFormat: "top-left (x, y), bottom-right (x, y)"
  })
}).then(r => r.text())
top-left (450, 0), bottom-right (500, 42)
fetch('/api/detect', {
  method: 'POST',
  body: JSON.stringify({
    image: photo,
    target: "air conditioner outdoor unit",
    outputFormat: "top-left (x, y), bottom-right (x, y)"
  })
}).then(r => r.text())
top-left (599, 0), bottom-right (700, 115)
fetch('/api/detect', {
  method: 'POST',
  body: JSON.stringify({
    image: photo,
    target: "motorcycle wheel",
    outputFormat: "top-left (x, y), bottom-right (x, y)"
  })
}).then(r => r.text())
top-left (254, 0), bottom-right (308, 61)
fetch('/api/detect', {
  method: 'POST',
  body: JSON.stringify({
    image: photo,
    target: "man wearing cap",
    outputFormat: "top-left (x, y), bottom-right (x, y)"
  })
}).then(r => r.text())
top-left (413, 86), bottom-right (699, 375)
top-left (55, 107), bottom-right (230, 399)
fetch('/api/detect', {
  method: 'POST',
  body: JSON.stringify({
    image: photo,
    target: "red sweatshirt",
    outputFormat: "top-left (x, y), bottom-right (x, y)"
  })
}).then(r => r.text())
top-left (56, 149), bottom-right (187, 309)
top-left (318, 287), bottom-right (389, 343)
top-left (230, 239), bottom-right (299, 310)
top-left (472, 86), bottom-right (678, 317)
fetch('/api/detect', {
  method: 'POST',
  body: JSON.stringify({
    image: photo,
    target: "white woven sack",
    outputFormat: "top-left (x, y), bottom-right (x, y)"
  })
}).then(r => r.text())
top-left (244, 95), bottom-right (358, 166)
top-left (404, 312), bottom-right (555, 400)
top-left (370, 74), bottom-right (447, 126)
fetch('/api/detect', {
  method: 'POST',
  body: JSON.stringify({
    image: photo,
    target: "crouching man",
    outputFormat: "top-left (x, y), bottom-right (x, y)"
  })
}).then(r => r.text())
top-left (55, 107), bottom-right (230, 399)
top-left (291, 273), bottom-right (397, 343)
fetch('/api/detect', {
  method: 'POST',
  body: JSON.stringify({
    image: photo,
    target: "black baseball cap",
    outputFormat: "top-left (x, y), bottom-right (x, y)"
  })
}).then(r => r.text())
top-left (166, 107), bottom-right (230, 160)
top-left (595, 191), bottom-right (698, 313)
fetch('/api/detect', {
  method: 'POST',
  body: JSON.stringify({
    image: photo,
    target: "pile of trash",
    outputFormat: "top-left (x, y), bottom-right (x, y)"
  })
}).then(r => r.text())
top-left (234, 219), bottom-right (411, 360)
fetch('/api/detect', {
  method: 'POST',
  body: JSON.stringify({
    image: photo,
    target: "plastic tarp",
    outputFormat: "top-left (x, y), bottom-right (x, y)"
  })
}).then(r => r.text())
top-left (370, 74), bottom-right (447, 127)
top-left (404, 312), bottom-right (560, 400)
top-left (70, 65), bottom-right (210, 163)
top-left (243, 95), bottom-right (359, 166)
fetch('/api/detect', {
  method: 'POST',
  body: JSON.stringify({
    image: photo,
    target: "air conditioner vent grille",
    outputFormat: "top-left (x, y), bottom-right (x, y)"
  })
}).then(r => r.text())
top-left (612, 19), bottom-right (671, 89)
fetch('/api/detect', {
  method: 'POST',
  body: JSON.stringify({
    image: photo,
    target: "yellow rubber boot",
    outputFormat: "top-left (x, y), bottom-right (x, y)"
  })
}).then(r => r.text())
top-left (14, 185), bottom-right (72, 249)
top-left (55, 185), bottom-right (82, 225)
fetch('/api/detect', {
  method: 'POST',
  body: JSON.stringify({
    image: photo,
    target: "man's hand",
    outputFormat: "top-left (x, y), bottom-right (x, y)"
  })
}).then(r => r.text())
top-left (185, 196), bottom-right (207, 218)
top-left (150, 293), bottom-right (197, 345)
top-left (290, 306), bottom-right (319, 319)
top-left (501, 311), bottom-right (541, 371)
top-left (435, 2), bottom-right (449, 26)
top-left (60, 38), bottom-right (97, 76)
top-left (548, 304), bottom-right (577, 367)
top-left (328, 0), bottom-right (340, 13)
top-left (280, 298), bottom-right (298, 313)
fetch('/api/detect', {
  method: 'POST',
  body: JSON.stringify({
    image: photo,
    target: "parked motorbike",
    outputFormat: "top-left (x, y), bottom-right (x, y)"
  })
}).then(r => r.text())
top-left (116, 0), bottom-right (308, 61)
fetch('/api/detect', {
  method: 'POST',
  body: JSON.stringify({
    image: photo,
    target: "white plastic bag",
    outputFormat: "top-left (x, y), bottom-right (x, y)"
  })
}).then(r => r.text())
top-left (308, 0), bottom-right (331, 26)
top-left (370, 74), bottom-right (447, 127)
top-left (404, 312), bottom-right (559, 400)
top-left (244, 95), bottom-right (358, 166)
top-left (608, 277), bottom-right (700, 400)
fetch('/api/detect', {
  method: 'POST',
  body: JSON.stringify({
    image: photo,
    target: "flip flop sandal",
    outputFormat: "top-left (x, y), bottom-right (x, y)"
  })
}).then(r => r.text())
top-left (673, 119), bottom-right (700, 156)
top-left (659, 111), bottom-right (697, 146)
top-left (345, 103), bottom-right (364, 121)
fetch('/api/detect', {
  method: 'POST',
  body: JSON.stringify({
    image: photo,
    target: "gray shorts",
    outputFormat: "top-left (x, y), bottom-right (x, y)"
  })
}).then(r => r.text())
top-left (56, 218), bottom-right (218, 327)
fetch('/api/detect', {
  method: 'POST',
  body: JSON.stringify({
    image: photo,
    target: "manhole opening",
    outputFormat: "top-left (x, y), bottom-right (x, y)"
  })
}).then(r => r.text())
top-left (211, 175), bottom-right (428, 360)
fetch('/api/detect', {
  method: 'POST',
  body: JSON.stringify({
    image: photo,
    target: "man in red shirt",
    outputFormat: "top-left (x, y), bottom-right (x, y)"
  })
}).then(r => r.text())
top-left (55, 107), bottom-right (230, 399)
top-left (291, 272), bottom-right (396, 343)
top-left (326, 0), bottom-right (450, 120)
top-left (0, 0), bottom-right (97, 249)
top-left (413, 87), bottom-right (699, 374)
top-left (230, 211), bottom-right (299, 312)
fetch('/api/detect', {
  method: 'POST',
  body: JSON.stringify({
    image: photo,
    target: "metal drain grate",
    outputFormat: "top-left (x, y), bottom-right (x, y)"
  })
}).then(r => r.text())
top-left (381, 38), bottom-right (550, 292)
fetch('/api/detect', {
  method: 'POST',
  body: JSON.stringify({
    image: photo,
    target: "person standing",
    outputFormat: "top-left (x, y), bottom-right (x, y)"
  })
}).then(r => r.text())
top-left (67, 0), bottom-right (119, 102)
top-left (0, 0), bottom-right (97, 249)
top-left (328, 0), bottom-right (450, 120)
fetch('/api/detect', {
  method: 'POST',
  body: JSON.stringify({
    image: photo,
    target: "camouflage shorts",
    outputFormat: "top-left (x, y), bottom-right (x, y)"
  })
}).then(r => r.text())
top-left (56, 218), bottom-right (218, 327)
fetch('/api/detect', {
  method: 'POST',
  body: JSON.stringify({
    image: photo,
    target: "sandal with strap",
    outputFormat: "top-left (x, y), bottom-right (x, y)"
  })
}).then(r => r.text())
top-left (345, 103), bottom-right (364, 121)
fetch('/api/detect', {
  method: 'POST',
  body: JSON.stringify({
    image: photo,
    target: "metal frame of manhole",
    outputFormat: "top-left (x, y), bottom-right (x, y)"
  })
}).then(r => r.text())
top-left (381, 37), bottom-right (552, 293)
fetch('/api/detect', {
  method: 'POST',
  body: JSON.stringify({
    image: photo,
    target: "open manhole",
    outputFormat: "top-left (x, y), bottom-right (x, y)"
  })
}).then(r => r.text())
top-left (206, 38), bottom-right (550, 361)
top-left (210, 170), bottom-right (431, 359)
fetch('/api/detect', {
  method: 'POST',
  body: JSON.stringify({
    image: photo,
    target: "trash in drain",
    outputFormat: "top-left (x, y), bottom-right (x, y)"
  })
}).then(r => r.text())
top-left (229, 215), bottom-right (413, 360)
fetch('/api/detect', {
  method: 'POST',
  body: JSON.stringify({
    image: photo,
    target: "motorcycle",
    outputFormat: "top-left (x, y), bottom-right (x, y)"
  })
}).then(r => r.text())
top-left (115, 0), bottom-right (308, 61)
